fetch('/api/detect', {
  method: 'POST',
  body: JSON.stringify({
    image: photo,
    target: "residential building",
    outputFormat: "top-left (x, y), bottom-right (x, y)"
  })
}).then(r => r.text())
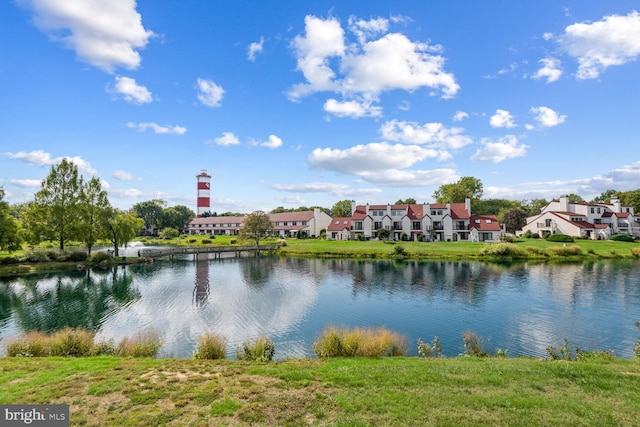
top-left (518, 195), bottom-right (640, 239)
top-left (185, 208), bottom-right (332, 238)
top-left (333, 199), bottom-right (502, 242)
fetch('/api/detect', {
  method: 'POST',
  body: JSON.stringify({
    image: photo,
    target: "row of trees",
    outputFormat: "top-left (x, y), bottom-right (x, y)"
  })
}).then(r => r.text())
top-left (1, 159), bottom-right (195, 255)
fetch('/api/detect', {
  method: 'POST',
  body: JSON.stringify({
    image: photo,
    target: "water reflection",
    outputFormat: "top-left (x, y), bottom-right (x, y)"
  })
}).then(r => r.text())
top-left (1, 258), bottom-right (639, 359)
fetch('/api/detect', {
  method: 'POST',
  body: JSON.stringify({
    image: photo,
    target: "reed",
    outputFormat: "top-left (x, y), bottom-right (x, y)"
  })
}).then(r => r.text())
top-left (193, 332), bottom-right (227, 360)
top-left (312, 326), bottom-right (407, 357)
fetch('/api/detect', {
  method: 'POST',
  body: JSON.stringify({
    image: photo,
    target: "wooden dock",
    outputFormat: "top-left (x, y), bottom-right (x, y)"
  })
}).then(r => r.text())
top-left (143, 244), bottom-right (279, 261)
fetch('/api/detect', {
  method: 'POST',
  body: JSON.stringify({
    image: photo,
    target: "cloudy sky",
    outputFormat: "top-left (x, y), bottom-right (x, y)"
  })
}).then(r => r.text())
top-left (2, 1), bottom-right (640, 212)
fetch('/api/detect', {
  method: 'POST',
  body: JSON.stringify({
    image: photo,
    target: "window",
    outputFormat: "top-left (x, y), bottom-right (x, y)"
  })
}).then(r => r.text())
top-left (590, 207), bottom-right (594, 214)
top-left (412, 221), bottom-right (421, 230)
top-left (392, 210), bottom-right (403, 216)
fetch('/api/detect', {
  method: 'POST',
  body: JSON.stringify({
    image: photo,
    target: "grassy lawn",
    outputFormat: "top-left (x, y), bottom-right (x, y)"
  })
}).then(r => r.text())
top-left (1, 356), bottom-right (639, 426)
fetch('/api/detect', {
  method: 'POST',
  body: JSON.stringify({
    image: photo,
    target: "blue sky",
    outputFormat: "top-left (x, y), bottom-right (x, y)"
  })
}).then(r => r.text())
top-left (2, 1), bottom-right (640, 213)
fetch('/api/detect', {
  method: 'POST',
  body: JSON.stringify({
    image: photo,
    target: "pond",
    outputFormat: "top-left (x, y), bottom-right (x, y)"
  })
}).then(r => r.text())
top-left (1, 256), bottom-right (639, 359)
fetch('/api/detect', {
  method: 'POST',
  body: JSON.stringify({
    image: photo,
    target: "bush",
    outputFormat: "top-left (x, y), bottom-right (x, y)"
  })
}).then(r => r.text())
top-left (462, 331), bottom-right (487, 357)
top-left (479, 243), bottom-right (526, 258)
top-left (546, 234), bottom-right (574, 242)
top-left (49, 328), bottom-right (95, 357)
top-left (90, 252), bottom-right (113, 263)
top-left (0, 256), bottom-right (19, 265)
top-left (277, 239), bottom-right (287, 246)
top-left (417, 233), bottom-right (425, 242)
top-left (229, 238), bottom-right (237, 244)
top-left (159, 227), bottom-right (180, 239)
top-left (610, 234), bottom-right (635, 242)
top-left (92, 339), bottom-right (116, 356)
top-left (393, 244), bottom-right (407, 257)
top-left (193, 332), bottom-right (227, 360)
top-left (526, 246), bottom-right (547, 257)
top-left (547, 245), bottom-right (582, 257)
top-left (25, 250), bottom-right (49, 262)
top-left (116, 332), bottom-right (162, 358)
top-left (68, 251), bottom-right (88, 262)
top-left (188, 238), bottom-right (197, 244)
top-left (5, 332), bottom-right (50, 357)
top-left (201, 239), bottom-right (212, 245)
top-left (500, 234), bottom-right (517, 243)
top-left (631, 248), bottom-right (640, 258)
top-left (235, 336), bottom-right (276, 362)
top-left (312, 326), bottom-right (407, 357)
top-left (417, 335), bottom-right (442, 358)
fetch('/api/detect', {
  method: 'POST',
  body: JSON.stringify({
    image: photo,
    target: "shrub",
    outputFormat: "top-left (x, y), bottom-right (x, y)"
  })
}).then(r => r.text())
top-left (5, 332), bottom-right (50, 357)
top-left (0, 256), bottom-right (19, 265)
top-left (399, 232), bottom-right (408, 241)
top-left (68, 251), bottom-right (88, 262)
top-left (25, 250), bottom-right (49, 262)
top-left (393, 244), bottom-right (407, 257)
top-left (235, 336), bottom-right (276, 362)
top-left (631, 248), bottom-right (640, 258)
top-left (462, 331), bottom-right (487, 357)
top-left (526, 246), bottom-right (547, 257)
top-left (90, 252), bottom-right (113, 263)
top-left (229, 238), bottom-right (237, 244)
top-left (159, 227), bottom-right (180, 239)
top-left (610, 234), bottom-right (635, 242)
top-left (277, 239), bottom-right (287, 246)
top-left (188, 238), bottom-right (197, 244)
top-left (193, 332), bottom-right (227, 360)
top-left (49, 328), bottom-right (95, 357)
top-left (479, 243), bottom-right (526, 258)
top-left (500, 234), bottom-right (517, 243)
top-left (547, 245), bottom-right (582, 257)
top-left (92, 339), bottom-right (116, 356)
top-left (417, 336), bottom-right (442, 358)
top-left (116, 332), bottom-right (162, 358)
top-left (546, 339), bottom-right (573, 360)
top-left (546, 234), bottom-right (574, 242)
top-left (417, 233), bottom-right (425, 242)
top-left (312, 326), bottom-right (407, 357)
top-left (201, 239), bottom-right (212, 245)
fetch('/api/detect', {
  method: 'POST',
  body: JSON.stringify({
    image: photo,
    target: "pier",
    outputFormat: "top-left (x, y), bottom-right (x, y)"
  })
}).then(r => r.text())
top-left (142, 244), bottom-right (279, 261)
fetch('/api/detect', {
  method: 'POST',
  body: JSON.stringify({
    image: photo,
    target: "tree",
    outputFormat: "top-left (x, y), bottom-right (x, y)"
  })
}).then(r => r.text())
top-left (30, 159), bottom-right (83, 250)
top-left (377, 228), bottom-right (391, 240)
top-left (78, 177), bottom-right (111, 255)
top-left (619, 189), bottom-right (640, 213)
top-left (240, 211), bottom-right (272, 244)
top-left (395, 198), bottom-right (416, 205)
top-left (521, 198), bottom-right (548, 216)
top-left (160, 205), bottom-right (194, 230)
top-left (473, 199), bottom-right (521, 216)
top-left (433, 176), bottom-right (483, 204)
top-left (0, 188), bottom-right (22, 251)
top-left (105, 210), bottom-right (143, 256)
top-left (592, 189), bottom-right (619, 203)
top-left (132, 199), bottom-right (166, 235)
top-left (566, 193), bottom-right (584, 203)
top-left (502, 209), bottom-right (528, 234)
top-left (331, 200), bottom-right (353, 217)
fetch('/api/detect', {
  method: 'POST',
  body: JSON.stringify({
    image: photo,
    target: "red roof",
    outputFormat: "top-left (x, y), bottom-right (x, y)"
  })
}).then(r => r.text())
top-left (328, 217), bottom-right (352, 231)
top-left (469, 215), bottom-right (501, 231)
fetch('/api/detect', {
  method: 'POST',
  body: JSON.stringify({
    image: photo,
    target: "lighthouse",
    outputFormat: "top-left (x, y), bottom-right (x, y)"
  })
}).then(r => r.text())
top-left (196, 170), bottom-right (211, 217)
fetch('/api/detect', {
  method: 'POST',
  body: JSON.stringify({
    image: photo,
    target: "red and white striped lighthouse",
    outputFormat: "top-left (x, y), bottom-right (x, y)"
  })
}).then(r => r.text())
top-left (196, 170), bottom-right (211, 217)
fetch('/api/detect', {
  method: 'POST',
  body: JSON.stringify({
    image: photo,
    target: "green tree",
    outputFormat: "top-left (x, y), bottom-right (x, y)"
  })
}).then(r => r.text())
top-left (473, 199), bottom-right (521, 216)
top-left (619, 189), bottom-right (640, 213)
top-left (105, 210), bottom-right (143, 256)
top-left (502, 209), bottom-right (528, 234)
top-left (0, 188), bottom-right (22, 251)
top-left (132, 199), bottom-right (166, 235)
top-left (331, 199), bottom-right (353, 217)
top-left (521, 198), bottom-right (548, 216)
top-left (377, 228), bottom-right (391, 240)
top-left (433, 176), bottom-right (483, 204)
top-left (240, 211), bottom-right (272, 244)
top-left (592, 189), bottom-right (619, 203)
top-left (160, 205), bottom-right (194, 230)
top-left (78, 177), bottom-right (111, 255)
top-left (30, 159), bottom-right (83, 250)
top-left (395, 198), bottom-right (417, 205)
top-left (566, 193), bottom-right (584, 203)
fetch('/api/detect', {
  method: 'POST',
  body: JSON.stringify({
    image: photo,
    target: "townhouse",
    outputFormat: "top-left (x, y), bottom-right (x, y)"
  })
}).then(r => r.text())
top-left (328, 199), bottom-right (502, 242)
top-left (518, 195), bottom-right (640, 239)
top-left (185, 208), bottom-right (332, 238)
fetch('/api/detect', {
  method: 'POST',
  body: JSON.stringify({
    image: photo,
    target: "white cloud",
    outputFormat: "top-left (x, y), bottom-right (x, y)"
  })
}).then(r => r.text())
top-left (470, 135), bottom-right (528, 163)
top-left (348, 16), bottom-right (389, 44)
top-left (308, 141), bottom-right (439, 175)
top-left (259, 135), bottom-right (283, 149)
top-left (112, 170), bottom-right (140, 181)
top-left (559, 11), bottom-right (640, 79)
top-left (110, 76), bottom-right (152, 104)
top-left (452, 111), bottom-right (468, 122)
top-left (10, 179), bottom-right (41, 188)
top-left (247, 36), bottom-right (264, 61)
top-left (379, 119), bottom-right (472, 150)
top-left (108, 188), bottom-right (145, 198)
top-left (23, 0), bottom-right (154, 73)
top-left (530, 106), bottom-right (567, 128)
top-left (196, 78), bottom-right (225, 107)
top-left (357, 168), bottom-right (459, 187)
top-left (323, 98), bottom-right (382, 118)
top-left (489, 109), bottom-right (516, 128)
top-left (208, 132), bottom-right (240, 146)
top-left (276, 195), bottom-right (306, 205)
top-left (127, 122), bottom-right (186, 134)
top-left (3, 149), bottom-right (96, 174)
top-left (532, 58), bottom-right (563, 83)
top-left (288, 15), bottom-right (459, 105)
top-left (272, 182), bottom-right (350, 193)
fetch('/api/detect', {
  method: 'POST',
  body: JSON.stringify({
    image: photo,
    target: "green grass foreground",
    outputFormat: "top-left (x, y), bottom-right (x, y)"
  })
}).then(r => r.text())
top-left (1, 356), bottom-right (639, 426)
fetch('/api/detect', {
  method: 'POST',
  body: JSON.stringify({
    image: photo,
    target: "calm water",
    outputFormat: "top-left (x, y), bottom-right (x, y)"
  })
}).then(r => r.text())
top-left (1, 256), bottom-right (639, 359)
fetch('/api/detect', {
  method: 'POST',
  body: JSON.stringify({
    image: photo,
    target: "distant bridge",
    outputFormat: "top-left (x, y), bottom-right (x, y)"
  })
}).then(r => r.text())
top-left (143, 244), bottom-right (279, 261)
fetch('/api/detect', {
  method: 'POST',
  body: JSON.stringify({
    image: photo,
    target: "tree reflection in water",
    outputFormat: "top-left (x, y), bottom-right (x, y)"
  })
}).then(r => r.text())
top-left (2, 266), bottom-right (140, 333)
